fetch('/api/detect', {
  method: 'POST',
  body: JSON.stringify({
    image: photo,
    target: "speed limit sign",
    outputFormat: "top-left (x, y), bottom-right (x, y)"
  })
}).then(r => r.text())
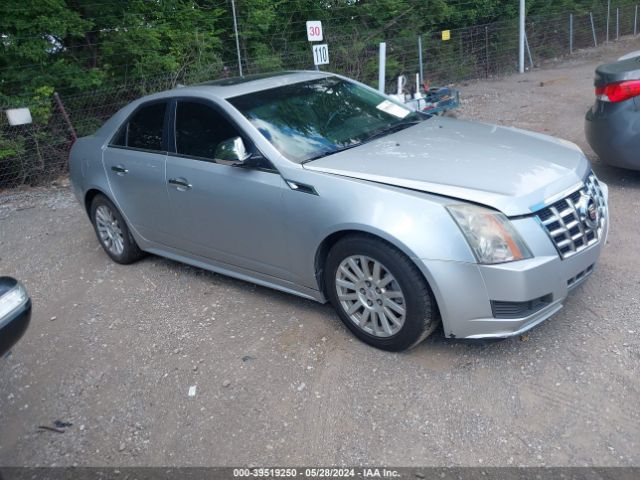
top-left (306, 21), bottom-right (323, 41)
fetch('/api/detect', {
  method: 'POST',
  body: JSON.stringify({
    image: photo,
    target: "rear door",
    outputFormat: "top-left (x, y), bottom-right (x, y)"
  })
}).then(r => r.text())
top-left (103, 100), bottom-right (173, 244)
top-left (164, 98), bottom-right (291, 280)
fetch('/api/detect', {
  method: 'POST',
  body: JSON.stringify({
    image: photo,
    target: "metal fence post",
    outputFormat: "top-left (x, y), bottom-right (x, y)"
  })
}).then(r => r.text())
top-left (606, 0), bottom-right (610, 42)
top-left (590, 12), bottom-right (598, 47)
top-left (519, 0), bottom-right (525, 73)
top-left (569, 13), bottom-right (574, 54)
top-left (636, 5), bottom-right (639, 36)
top-left (53, 92), bottom-right (77, 142)
top-left (616, 7), bottom-right (620, 40)
top-left (230, 0), bottom-right (243, 77)
top-left (418, 35), bottom-right (424, 84)
top-left (524, 31), bottom-right (534, 69)
top-left (485, 26), bottom-right (489, 77)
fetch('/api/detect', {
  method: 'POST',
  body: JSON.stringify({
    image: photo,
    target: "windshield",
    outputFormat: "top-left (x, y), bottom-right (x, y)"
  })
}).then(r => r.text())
top-left (228, 77), bottom-right (426, 163)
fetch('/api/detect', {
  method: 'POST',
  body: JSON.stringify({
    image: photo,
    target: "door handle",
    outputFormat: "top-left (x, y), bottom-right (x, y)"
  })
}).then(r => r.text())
top-left (111, 165), bottom-right (128, 176)
top-left (168, 177), bottom-right (192, 191)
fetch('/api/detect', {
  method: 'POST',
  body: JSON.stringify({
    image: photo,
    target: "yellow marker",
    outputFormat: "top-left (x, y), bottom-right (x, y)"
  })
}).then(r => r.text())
top-left (442, 30), bottom-right (451, 41)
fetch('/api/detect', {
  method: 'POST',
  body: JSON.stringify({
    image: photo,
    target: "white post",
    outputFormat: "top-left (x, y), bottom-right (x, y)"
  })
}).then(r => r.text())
top-left (230, 0), bottom-right (243, 77)
top-left (616, 7), bottom-right (620, 40)
top-left (378, 42), bottom-right (386, 93)
top-left (636, 5), bottom-right (639, 36)
top-left (519, 0), bottom-right (526, 73)
top-left (590, 12), bottom-right (598, 47)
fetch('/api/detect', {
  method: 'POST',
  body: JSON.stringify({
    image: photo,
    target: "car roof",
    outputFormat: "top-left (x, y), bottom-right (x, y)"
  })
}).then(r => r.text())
top-left (93, 70), bottom-right (339, 142)
top-left (146, 70), bottom-right (334, 102)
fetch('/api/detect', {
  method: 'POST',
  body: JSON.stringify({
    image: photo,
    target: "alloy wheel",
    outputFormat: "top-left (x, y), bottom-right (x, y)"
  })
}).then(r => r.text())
top-left (95, 205), bottom-right (125, 256)
top-left (335, 255), bottom-right (406, 337)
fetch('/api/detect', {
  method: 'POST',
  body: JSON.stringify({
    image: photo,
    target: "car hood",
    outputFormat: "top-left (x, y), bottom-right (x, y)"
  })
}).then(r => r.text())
top-left (303, 116), bottom-right (590, 216)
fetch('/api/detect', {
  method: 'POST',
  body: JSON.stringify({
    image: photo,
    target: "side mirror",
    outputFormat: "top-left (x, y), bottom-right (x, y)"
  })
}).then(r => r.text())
top-left (0, 277), bottom-right (31, 358)
top-left (214, 136), bottom-right (252, 166)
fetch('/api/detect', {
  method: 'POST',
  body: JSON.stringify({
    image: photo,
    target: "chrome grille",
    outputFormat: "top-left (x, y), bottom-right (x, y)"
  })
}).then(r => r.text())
top-left (536, 174), bottom-right (607, 259)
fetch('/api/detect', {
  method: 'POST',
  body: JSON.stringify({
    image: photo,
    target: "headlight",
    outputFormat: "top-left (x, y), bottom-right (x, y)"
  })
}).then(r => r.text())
top-left (447, 204), bottom-right (532, 264)
top-left (0, 282), bottom-right (29, 323)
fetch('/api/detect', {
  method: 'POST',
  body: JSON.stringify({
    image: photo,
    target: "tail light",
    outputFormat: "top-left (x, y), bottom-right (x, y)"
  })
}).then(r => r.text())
top-left (595, 80), bottom-right (640, 102)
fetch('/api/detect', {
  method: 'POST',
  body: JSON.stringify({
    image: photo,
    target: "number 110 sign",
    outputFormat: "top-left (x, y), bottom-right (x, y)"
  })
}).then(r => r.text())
top-left (312, 44), bottom-right (329, 65)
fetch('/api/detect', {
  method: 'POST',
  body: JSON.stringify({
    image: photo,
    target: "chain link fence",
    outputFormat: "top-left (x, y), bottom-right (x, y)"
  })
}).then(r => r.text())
top-left (1, 3), bottom-right (639, 189)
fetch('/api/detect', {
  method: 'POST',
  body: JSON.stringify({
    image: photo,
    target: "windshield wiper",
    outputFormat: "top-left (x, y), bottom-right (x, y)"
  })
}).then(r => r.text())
top-left (301, 119), bottom-right (423, 165)
top-left (360, 119), bottom-right (423, 144)
top-left (301, 143), bottom-right (364, 164)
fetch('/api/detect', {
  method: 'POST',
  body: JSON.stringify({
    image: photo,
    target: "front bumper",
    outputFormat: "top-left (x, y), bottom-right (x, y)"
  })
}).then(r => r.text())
top-left (421, 183), bottom-right (609, 339)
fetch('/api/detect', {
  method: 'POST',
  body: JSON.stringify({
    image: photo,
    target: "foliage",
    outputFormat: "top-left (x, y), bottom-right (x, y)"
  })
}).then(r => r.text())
top-left (0, 0), bottom-right (628, 102)
top-left (0, 0), bottom-right (227, 102)
top-left (0, 131), bottom-right (25, 161)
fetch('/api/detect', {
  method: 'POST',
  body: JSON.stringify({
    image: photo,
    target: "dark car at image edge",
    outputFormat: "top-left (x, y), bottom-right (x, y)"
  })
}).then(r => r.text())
top-left (0, 277), bottom-right (32, 358)
top-left (585, 54), bottom-right (640, 170)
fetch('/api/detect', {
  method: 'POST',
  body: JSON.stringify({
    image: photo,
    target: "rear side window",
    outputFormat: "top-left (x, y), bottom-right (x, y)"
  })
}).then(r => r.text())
top-left (112, 102), bottom-right (167, 152)
top-left (175, 101), bottom-right (240, 160)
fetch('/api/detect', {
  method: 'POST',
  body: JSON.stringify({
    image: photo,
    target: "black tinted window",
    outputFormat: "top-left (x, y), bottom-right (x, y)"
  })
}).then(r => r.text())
top-left (114, 102), bottom-right (166, 151)
top-left (111, 124), bottom-right (126, 147)
top-left (175, 101), bottom-right (240, 160)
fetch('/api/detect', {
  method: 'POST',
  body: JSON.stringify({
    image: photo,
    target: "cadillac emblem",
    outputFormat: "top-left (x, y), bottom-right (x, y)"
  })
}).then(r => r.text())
top-left (577, 193), bottom-right (599, 230)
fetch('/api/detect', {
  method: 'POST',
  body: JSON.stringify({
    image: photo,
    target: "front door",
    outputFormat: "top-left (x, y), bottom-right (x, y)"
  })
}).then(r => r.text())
top-left (165, 99), bottom-right (291, 281)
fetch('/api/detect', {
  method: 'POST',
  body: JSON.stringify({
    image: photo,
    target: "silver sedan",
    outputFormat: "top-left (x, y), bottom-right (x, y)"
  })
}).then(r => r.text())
top-left (69, 71), bottom-right (608, 351)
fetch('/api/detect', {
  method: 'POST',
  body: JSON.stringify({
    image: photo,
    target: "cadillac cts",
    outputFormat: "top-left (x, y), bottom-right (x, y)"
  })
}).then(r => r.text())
top-left (69, 71), bottom-right (608, 351)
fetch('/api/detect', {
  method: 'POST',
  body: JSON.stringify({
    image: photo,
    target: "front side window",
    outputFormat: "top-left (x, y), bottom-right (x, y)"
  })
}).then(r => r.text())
top-left (228, 77), bottom-right (426, 163)
top-left (112, 102), bottom-right (167, 152)
top-left (175, 101), bottom-right (241, 160)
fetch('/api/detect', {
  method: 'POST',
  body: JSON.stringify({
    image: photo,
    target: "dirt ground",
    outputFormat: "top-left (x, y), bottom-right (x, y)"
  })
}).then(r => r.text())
top-left (1, 37), bottom-right (639, 468)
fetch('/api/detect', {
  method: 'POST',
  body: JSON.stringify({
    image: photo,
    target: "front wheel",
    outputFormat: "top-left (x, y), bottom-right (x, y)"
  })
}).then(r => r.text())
top-left (324, 235), bottom-right (440, 351)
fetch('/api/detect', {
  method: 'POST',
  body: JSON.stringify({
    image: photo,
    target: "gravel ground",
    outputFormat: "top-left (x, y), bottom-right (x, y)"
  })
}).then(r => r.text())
top-left (1, 38), bottom-right (639, 468)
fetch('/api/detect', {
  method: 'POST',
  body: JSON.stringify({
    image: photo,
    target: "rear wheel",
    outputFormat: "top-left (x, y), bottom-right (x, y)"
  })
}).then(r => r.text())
top-left (325, 235), bottom-right (440, 351)
top-left (90, 194), bottom-right (145, 264)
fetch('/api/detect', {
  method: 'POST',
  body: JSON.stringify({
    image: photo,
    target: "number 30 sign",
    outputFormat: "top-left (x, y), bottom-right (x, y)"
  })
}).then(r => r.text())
top-left (306, 21), bottom-right (323, 41)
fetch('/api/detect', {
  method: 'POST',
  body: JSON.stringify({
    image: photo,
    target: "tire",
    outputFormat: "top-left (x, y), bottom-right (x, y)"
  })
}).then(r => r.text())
top-left (90, 194), bottom-right (145, 264)
top-left (324, 234), bottom-right (440, 351)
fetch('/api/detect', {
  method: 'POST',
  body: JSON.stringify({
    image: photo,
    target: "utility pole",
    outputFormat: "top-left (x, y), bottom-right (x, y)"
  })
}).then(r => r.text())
top-left (519, 0), bottom-right (526, 73)
top-left (231, 0), bottom-right (243, 77)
